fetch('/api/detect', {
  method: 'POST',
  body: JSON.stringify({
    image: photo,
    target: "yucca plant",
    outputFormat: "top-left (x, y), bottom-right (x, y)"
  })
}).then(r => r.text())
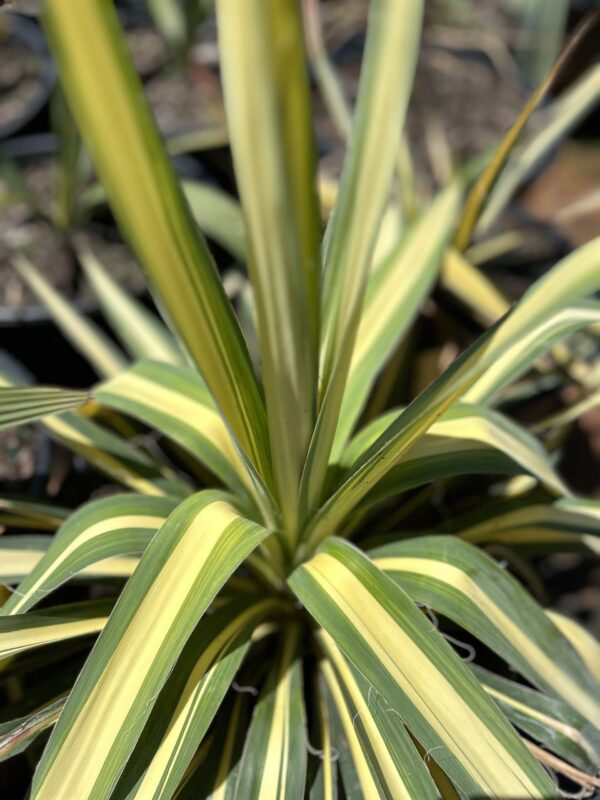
top-left (1, 2), bottom-right (600, 798)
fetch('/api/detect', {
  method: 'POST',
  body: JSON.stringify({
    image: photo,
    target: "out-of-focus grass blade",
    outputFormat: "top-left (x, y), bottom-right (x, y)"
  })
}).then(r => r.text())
top-left (77, 247), bottom-right (186, 367)
top-left (43, 1), bottom-right (272, 483)
top-left (13, 255), bottom-right (126, 378)
top-left (319, 630), bottom-right (439, 799)
top-left (371, 535), bottom-right (600, 723)
top-left (216, 0), bottom-right (320, 538)
top-left (479, 64), bottom-right (600, 234)
top-left (166, 126), bottom-right (229, 157)
top-left (472, 665), bottom-right (600, 772)
top-left (289, 538), bottom-right (557, 798)
top-left (546, 612), bottom-right (600, 684)
top-left (182, 181), bottom-right (247, 262)
top-left (302, 0), bottom-right (424, 514)
top-left (441, 248), bottom-right (510, 325)
top-left (0, 386), bottom-right (90, 431)
top-left (455, 14), bottom-right (600, 251)
top-left (531, 388), bottom-right (600, 433)
top-left (30, 491), bottom-right (271, 799)
top-left (233, 625), bottom-right (307, 800)
top-left (0, 497), bottom-right (69, 531)
top-left (1, 494), bottom-right (175, 615)
top-left (508, 0), bottom-right (569, 87)
top-left (332, 184), bottom-right (462, 458)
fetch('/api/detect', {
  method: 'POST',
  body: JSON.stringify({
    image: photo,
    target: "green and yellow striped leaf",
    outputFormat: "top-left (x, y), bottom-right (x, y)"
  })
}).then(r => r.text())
top-left (319, 630), bottom-right (439, 799)
top-left (441, 248), bottom-right (510, 325)
top-left (233, 625), bottom-right (307, 800)
top-left (332, 183), bottom-right (462, 457)
top-left (30, 491), bottom-right (271, 799)
top-left (0, 534), bottom-right (137, 587)
top-left (464, 301), bottom-right (600, 404)
top-left (302, 0), bottom-right (424, 514)
top-left (371, 535), bottom-right (600, 722)
top-left (289, 538), bottom-right (558, 798)
top-left (173, 693), bottom-right (248, 800)
top-left (114, 597), bottom-right (277, 800)
top-left (1, 494), bottom-right (175, 615)
top-left (341, 402), bottom-right (568, 509)
top-left (217, 0), bottom-right (320, 537)
top-left (546, 611), bottom-right (600, 684)
top-left (0, 386), bottom-right (90, 432)
top-left (0, 497), bottom-right (69, 531)
top-left (321, 660), bottom-right (385, 799)
top-left (459, 499), bottom-right (600, 554)
top-left (43, 0), bottom-right (272, 482)
top-left (306, 674), bottom-right (338, 800)
top-left (0, 602), bottom-right (110, 660)
top-left (0, 374), bottom-right (181, 496)
top-left (305, 238), bottom-right (600, 548)
top-left (77, 246), bottom-right (186, 367)
top-left (96, 361), bottom-right (251, 497)
top-left (13, 255), bottom-right (127, 379)
top-left (42, 410), bottom-right (186, 497)
top-left (472, 665), bottom-right (600, 772)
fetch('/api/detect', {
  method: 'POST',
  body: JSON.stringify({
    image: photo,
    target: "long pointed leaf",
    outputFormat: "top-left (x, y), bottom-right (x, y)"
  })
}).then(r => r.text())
top-left (1, 494), bottom-right (175, 615)
top-left (371, 535), bottom-right (600, 723)
top-left (302, 0), bottom-right (424, 513)
top-left (0, 387), bottom-right (89, 431)
top-left (30, 491), bottom-right (270, 799)
top-left (233, 625), bottom-right (307, 800)
top-left (216, 0), bottom-right (320, 536)
top-left (43, 0), bottom-right (271, 482)
top-left (289, 538), bottom-right (558, 798)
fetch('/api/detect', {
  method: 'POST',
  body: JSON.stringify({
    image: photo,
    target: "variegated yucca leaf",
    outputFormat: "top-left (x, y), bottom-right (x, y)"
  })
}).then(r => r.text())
top-left (301, 0), bottom-right (424, 515)
top-left (3, 0), bottom-right (600, 796)
top-left (95, 361), bottom-right (252, 499)
top-left (304, 237), bottom-right (600, 549)
top-left (0, 602), bottom-right (110, 660)
top-left (29, 492), bottom-right (271, 799)
top-left (458, 498), bottom-right (600, 554)
top-left (233, 625), bottom-right (307, 799)
top-left (371, 535), bottom-right (600, 722)
top-left (43, 0), bottom-right (272, 484)
top-left (318, 630), bottom-right (439, 798)
top-left (289, 538), bottom-right (557, 798)
top-left (1, 494), bottom-right (175, 615)
top-left (0, 386), bottom-right (90, 431)
top-left (471, 665), bottom-right (600, 772)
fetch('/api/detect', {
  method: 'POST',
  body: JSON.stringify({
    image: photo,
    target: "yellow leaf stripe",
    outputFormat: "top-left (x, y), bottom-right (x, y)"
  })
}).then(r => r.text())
top-left (290, 540), bottom-right (555, 798)
top-left (96, 362), bottom-right (250, 494)
top-left (0, 613), bottom-right (107, 659)
top-left (373, 554), bottom-right (599, 723)
top-left (31, 493), bottom-right (270, 800)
